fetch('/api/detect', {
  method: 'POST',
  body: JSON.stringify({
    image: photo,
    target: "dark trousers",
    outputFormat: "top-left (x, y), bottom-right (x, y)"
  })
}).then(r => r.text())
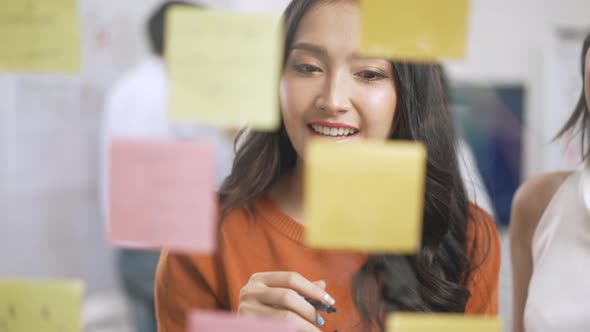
top-left (117, 249), bottom-right (160, 332)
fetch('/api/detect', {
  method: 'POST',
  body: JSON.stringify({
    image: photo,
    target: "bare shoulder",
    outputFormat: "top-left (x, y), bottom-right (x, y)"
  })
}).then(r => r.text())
top-left (510, 171), bottom-right (573, 238)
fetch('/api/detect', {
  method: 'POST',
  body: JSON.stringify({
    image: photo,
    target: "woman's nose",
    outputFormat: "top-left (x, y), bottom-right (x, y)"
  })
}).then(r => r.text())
top-left (315, 72), bottom-right (353, 115)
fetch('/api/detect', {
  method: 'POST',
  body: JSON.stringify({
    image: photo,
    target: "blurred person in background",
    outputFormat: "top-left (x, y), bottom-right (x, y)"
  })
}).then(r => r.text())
top-left (100, 1), bottom-right (234, 331)
top-left (510, 33), bottom-right (590, 332)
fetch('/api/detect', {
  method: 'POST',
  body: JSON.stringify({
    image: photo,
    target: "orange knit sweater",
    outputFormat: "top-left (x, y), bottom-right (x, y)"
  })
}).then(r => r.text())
top-left (155, 195), bottom-right (500, 332)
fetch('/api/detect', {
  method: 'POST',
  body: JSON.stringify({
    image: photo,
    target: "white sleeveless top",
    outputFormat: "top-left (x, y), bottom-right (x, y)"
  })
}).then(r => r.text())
top-left (524, 169), bottom-right (590, 331)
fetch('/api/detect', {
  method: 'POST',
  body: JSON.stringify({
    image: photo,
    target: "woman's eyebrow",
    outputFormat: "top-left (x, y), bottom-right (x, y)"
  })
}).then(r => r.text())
top-left (290, 42), bottom-right (328, 56)
top-left (349, 53), bottom-right (389, 62)
top-left (290, 43), bottom-right (389, 66)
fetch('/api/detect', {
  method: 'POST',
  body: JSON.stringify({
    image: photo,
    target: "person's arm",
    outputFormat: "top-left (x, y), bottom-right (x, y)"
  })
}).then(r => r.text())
top-left (156, 250), bottom-right (329, 332)
top-left (155, 250), bottom-right (226, 332)
top-left (464, 206), bottom-right (501, 315)
top-left (509, 172), bottom-right (570, 332)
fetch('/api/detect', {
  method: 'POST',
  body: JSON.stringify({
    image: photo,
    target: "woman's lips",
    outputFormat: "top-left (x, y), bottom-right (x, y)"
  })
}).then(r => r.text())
top-left (308, 123), bottom-right (360, 138)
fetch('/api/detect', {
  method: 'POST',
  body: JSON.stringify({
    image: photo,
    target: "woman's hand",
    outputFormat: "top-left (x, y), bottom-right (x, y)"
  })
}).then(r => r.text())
top-left (237, 272), bottom-right (335, 332)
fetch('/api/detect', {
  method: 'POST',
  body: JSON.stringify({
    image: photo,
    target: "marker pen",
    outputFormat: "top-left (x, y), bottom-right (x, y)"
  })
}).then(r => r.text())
top-left (304, 297), bottom-right (337, 313)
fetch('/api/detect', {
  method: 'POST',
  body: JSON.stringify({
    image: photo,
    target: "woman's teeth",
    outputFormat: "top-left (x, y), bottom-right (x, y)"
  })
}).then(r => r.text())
top-left (311, 125), bottom-right (359, 137)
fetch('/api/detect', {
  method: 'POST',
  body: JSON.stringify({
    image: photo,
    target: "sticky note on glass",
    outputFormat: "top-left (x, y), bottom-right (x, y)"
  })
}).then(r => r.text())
top-left (189, 310), bottom-right (297, 332)
top-left (387, 313), bottom-right (502, 332)
top-left (109, 139), bottom-right (217, 254)
top-left (304, 141), bottom-right (426, 253)
top-left (0, 279), bottom-right (83, 332)
top-left (359, 0), bottom-right (470, 61)
top-left (166, 8), bottom-right (282, 130)
top-left (0, 0), bottom-right (80, 72)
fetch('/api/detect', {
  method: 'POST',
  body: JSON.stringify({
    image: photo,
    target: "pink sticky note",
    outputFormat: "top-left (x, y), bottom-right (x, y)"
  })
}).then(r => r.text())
top-left (109, 139), bottom-right (217, 254)
top-left (188, 311), bottom-right (297, 332)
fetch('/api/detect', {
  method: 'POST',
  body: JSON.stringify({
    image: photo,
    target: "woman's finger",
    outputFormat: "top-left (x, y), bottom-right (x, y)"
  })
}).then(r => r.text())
top-left (238, 301), bottom-right (323, 332)
top-left (254, 272), bottom-right (335, 306)
top-left (255, 286), bottom-right (318, 324)
top-left (312, 279), bottom-right (326, 290)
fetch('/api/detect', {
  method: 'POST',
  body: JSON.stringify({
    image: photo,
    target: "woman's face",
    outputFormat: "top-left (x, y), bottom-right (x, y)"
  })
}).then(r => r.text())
top-left (279, 0), bottom-right (397, 161)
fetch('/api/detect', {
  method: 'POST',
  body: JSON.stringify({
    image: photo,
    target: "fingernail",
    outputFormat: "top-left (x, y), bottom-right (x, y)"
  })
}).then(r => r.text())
top-left (318, 280), bottom-right (327, 288)
top-left (323, 293), bottom-right (335, 305)
top-left (316, 313), bottom-right (324, 326)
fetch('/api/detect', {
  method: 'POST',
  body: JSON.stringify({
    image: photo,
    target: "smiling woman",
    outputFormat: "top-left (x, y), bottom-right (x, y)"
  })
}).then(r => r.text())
top-left (280, 2), bottom-right (397, 149)
top-left (155, 1), bottom-right (500, 331)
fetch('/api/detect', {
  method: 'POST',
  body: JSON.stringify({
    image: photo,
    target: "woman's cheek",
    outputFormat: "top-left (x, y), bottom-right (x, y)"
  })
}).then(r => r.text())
top-left (360, 88), bottom-right (397, 138)
top-left (279, 77), bottom-right (290, 113)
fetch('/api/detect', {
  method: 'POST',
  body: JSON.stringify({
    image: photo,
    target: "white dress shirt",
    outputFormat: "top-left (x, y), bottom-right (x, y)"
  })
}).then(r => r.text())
top-left (100, 56), bottom-right (234, 222)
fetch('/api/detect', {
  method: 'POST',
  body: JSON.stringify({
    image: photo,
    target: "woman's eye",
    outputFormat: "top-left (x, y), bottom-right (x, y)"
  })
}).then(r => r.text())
top-left (293, 63), bottom-right (322, 73)
top-left (357, 70), bottom-right (387, 81)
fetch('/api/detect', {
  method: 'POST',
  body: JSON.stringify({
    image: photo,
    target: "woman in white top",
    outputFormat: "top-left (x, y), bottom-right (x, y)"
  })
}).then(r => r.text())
top-left (511, 34), bottom-right (590, 332)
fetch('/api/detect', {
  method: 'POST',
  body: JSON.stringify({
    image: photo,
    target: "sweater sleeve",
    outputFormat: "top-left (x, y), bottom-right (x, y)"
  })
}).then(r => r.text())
top-left (464, 205), bottom-right (501, 315)
top-left (155, 249), bottom-right (227, 332)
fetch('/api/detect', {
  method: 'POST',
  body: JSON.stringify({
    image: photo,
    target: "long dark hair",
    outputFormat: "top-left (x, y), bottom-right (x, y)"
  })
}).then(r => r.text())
top-left (219, 0), bottom-right (487, 329)
top-left (146, 1), bottom-right (200, 56)
top-left (556, 33), bottom-right (590, 159)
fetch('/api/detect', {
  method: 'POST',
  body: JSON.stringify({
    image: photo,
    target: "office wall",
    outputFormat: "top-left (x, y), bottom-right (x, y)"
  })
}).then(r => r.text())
top-left (1, 0), bottom-right (588, 313)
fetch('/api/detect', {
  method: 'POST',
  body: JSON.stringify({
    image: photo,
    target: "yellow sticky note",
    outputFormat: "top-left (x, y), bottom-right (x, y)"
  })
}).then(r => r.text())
top-left (304, 141), bottom-right (426, 253)
top-left (166, 8), bottom-right (282, 130)
top-left (387, 313), bottom-right (502, 332)
top-left (360, 0), bottom-right (470, 61)
top-left (0, 0), bottom-right (81, 73)
top-left (0, 280), bottom-right (84, 332)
